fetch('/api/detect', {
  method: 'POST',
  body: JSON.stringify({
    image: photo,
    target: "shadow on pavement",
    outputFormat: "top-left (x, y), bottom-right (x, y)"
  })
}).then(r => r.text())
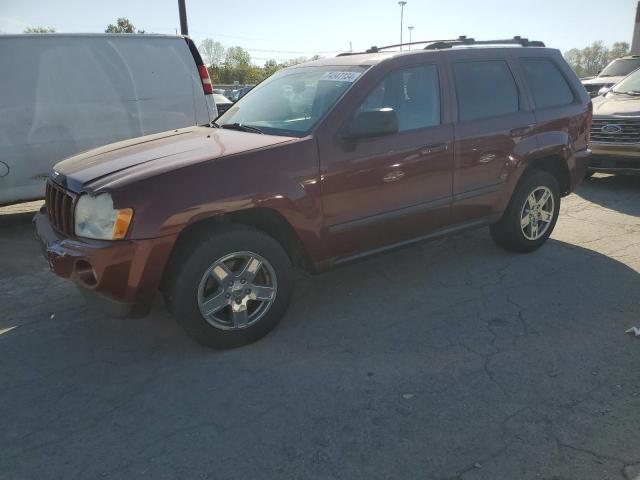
top-left (2, 225), bottom-right (640, 479)
top-left (577, 173), bottom-right (640, 217)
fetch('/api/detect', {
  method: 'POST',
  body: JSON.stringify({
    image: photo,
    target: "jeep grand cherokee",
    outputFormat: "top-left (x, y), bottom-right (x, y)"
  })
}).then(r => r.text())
top-left (34, 36), bottom-right (592, 348)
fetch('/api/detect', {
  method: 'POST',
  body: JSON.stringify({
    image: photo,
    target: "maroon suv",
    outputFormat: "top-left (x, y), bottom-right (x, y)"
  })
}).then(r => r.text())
top-left (34, 37), bottom-right (592, 348)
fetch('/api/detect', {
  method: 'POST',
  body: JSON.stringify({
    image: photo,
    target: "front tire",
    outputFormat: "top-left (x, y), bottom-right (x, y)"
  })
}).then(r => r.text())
top-left (490, 170), bottom-right (560, 253)
top-left (165, 226), bottom-right (293, 349)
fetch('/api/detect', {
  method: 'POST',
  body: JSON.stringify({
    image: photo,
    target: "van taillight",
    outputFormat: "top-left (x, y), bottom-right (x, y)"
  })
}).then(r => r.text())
top-left (197, 64), bottom-right (213, 94)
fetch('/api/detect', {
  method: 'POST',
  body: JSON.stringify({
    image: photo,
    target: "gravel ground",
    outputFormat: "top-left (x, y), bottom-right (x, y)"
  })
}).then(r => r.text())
top-left (1, 175), bottom-right (639, 480)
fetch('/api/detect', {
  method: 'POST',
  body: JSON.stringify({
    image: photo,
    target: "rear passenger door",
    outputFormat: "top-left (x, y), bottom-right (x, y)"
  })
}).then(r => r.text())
top-left (449, 55), bottom-right (536, 222)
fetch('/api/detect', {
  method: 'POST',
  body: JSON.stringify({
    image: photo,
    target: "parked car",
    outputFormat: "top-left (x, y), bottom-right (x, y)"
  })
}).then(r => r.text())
top-left (236, 85), bottom-right (254, 100)
top-left (581, 55), bottom-right (640, 97)
top-left (0, 33), bottom-right (217, 206)
top-left (34, 36), bottom-right (591, 349)
top-left (213, 94), bottom-right (233, 116)
top-left (589, 67), bottom-right (640, 174)
top-left (224, 89), bottom-right (239, 101)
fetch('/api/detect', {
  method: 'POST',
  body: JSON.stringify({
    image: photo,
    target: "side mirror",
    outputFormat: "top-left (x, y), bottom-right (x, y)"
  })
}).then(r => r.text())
top-left (342, 108), bottom-right (399, 140)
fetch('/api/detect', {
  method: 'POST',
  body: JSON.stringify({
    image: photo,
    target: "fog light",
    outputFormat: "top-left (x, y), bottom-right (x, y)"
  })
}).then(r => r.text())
top-left (75, 260), bottom-right (97, 287)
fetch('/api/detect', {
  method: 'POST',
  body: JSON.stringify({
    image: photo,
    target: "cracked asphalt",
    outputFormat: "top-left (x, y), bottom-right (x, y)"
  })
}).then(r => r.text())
top-left (1, 174), bottom-right (640, 480)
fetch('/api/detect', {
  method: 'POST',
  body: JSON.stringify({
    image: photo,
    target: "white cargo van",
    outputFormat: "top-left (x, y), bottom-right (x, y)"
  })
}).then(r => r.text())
top-left (0, 34), bottom-right (217, 205)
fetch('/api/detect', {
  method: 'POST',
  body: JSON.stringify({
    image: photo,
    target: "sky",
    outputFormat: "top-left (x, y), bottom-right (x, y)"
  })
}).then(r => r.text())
top-left (1, 0), bottom-right (638, 64)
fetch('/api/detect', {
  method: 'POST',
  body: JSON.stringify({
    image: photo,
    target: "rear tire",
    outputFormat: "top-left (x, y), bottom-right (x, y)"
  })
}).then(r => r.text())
top-left (490, 170), bottom-right (560, 253)
top-left (165, 225), bottom-right (293, 349)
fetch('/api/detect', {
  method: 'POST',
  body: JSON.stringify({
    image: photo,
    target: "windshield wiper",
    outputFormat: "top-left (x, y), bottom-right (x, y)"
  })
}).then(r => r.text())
top-left (611, 89), bottom-right (640, 96)
top-left (219, 123), bottom-right (263, 134)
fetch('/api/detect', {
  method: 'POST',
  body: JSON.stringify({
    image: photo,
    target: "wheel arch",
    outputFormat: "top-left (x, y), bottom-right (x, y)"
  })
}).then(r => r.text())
top-left (160, 207), bottom-right (314, 291)
top-left (523, 154), bottom-right (570, 196)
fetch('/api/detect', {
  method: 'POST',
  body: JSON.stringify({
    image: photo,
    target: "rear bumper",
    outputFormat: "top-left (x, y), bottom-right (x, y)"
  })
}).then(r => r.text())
top-left (33, 208), bottom-right (175, 318)
top-left (588, 143), bottom-right (640, 174)
top-left (569, 148), bottom-right (591, 190)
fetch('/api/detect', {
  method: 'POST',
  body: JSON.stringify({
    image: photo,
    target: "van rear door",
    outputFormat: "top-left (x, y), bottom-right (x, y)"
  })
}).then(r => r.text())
top-left (0, 34), bottom-right (216, 206)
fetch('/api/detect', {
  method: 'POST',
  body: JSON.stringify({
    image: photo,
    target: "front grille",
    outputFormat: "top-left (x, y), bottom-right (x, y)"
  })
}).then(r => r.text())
top-left (590, 118), bottom-right (640, 144)
top-left (45, 180), bottom-right (75, 236)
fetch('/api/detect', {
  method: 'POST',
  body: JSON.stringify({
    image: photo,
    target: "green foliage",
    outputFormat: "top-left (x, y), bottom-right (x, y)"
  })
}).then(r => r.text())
top-left (199, 39), bottom-right (226, 67)
top-left (205, 42), bottom-right (323, 86)
top-left (24, 26), bottom-right (56, 33)
top-left (105, 17), bottom-right (145, 34)
top-left (564, 41), bottom-right (630, 78)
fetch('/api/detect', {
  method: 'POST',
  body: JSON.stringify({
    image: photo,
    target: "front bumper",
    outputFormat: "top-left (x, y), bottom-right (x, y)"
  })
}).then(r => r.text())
top-left (588, 143), bottom-right (640, 174)
top-left (33, 208), bottom-right (175, 318)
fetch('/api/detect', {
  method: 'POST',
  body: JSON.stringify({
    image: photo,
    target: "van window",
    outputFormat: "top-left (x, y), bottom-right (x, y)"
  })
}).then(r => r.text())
top-left (356, 65), bottom-right (440, 131)
top-left (521, 58), bottom-right (574, 108)
top-left (453, 61), bottom-right (519, 121)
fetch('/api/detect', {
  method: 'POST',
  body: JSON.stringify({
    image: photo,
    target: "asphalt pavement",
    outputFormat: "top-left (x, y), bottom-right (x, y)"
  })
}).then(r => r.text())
top-left (1, 175), bottom-right (640, 480)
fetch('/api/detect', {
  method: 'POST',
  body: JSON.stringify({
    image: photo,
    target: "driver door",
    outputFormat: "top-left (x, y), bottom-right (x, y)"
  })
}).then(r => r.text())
top-left (317, 62), bottom-right (454, 259)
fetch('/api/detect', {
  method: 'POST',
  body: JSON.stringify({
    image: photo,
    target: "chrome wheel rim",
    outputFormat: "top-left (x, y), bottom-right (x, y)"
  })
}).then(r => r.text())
top-left (197, 251), bottom-right (277, 331)
top-left (520, 186), bottom-right (555, 241)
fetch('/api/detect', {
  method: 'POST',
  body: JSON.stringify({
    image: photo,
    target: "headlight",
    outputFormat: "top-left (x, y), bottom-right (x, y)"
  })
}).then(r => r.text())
top-left (74, 193), bottom-right (133, 240)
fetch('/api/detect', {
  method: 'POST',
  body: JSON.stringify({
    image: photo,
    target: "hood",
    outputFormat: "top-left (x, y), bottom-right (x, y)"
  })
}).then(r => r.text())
top-left (53, 126), bottom-right (297, 192)
top-left (593, 93), bottom-right (640, 117)
top-left (582, 76), bottom-right (624, 86)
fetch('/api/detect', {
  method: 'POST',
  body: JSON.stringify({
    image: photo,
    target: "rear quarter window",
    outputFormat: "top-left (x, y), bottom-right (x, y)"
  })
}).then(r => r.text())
top-left (520, 58), bottom-right (574, 108)
top-left (453, 60), bottom-right (519, 121)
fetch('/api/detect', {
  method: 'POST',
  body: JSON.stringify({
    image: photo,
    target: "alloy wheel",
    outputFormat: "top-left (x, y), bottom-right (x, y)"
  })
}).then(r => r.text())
top-left (197, 251), bottom-right (277, 330)
top-left (520, 186), bottom-right (555, 241)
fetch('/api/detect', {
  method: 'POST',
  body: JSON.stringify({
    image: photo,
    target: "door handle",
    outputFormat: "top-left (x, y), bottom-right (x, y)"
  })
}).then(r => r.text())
top-left (420, 143), bottom-right (448, 156)
top-left (510, 124), bottom-right (534, 137)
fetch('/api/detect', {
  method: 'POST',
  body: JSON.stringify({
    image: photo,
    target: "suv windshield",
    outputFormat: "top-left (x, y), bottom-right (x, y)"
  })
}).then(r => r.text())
top-left (217, 65), bottom-right (368, 136)
top-left (611, 67), bottom-right (640, 94)
top-left (600, 58), bottom-right (640, 77)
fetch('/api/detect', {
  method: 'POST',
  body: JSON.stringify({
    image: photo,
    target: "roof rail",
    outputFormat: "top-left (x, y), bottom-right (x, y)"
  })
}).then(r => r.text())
top-left (424, 36), bottom-right (545, 50)
top-left (338, 36), bottom-right (545, 56)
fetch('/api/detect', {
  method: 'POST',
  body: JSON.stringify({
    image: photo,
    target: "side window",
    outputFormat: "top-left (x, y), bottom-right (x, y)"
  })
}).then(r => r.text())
top-left (356, 65), bottom-right (440, 131)
top-left (453, 61), bottom-right (519, 121)
top-left (521, 58), bottom-right (575, 108)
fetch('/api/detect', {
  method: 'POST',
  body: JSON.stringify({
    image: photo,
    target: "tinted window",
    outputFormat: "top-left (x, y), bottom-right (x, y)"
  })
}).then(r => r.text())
top-left (453, 61), bottom-right (519, 121)
top-left (600, 58), bottom-right (640, 77)
top-left (357, 65), bottom-right (440, 131)
top-left (521, 59), bottom-right (574, 108)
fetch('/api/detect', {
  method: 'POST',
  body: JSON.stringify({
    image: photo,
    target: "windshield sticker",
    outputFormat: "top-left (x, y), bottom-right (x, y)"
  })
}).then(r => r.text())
top-left (320, 71), bottom-right (361, 82)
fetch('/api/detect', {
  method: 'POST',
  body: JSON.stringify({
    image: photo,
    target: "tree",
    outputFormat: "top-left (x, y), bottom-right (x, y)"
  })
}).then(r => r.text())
top-left (564, 41), bottom-right (631, 78)
top-left (105, 17), bottom-right (144, 34)
top-left (24, 26), bottom-right (56, 33)
top-left (199, 39), bottom-right (226, 67)
top-left (610, 42), bottom-right (630, 61)
top-left (263, 59), bottom-right (280, 77)
top-left (224, 46), bottom-right (251, 68)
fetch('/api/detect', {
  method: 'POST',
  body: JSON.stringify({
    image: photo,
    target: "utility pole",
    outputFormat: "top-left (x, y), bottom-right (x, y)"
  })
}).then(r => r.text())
top-left (633, 1), bottom-right (640, 55)
top-left (408, 26), bottom-right (414, 50)
top-left (398, 1), bottom-right (407, 51)
top-left (178, 0), bottom-right (189, 36)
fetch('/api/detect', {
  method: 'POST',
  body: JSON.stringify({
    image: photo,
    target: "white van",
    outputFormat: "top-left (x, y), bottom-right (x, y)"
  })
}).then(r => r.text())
top-left (0, 34), bottom-right (217, 205)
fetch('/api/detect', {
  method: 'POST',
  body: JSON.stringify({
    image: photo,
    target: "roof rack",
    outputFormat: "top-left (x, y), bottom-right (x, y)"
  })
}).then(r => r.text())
top-left (337, 36), bottom-right (545, 56)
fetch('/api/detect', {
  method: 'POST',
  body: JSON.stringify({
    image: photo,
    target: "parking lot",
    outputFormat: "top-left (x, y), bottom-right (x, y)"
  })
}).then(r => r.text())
top-left (0, 175), bottom-right (639, 479)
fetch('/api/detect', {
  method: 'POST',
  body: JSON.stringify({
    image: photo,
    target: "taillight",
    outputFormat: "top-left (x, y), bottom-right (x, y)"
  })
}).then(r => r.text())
top-left (197, 64), bottom-right (213, 94)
